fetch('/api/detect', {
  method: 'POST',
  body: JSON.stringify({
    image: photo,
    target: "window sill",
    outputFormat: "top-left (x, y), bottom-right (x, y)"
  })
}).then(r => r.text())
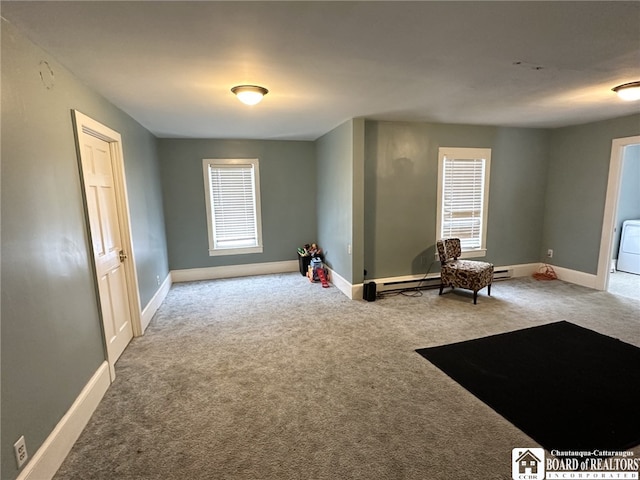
top-left (434, 248), bottom-right (487, 261)
top-left (460, 248), bottom-right (487, 259)
top-left (209, 246), bottom-right (263, 257)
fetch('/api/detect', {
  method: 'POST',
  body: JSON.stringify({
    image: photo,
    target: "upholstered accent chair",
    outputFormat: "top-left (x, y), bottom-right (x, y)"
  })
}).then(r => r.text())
top-left (436, 238), bottom-right (494, 304)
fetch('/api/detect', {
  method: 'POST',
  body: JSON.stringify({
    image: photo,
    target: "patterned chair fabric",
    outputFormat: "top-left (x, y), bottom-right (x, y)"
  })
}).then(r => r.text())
top-left (436, 238), bottom-right (494, 304)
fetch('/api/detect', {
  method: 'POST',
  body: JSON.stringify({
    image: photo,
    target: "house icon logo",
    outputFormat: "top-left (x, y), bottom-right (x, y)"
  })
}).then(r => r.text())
top-left (512, 448), bottom-right (545, 480)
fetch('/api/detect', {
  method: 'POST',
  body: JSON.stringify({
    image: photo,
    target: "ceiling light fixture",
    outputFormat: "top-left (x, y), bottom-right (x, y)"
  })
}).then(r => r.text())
top-left (231, 85), bottom-right (269, 105)
top-left (612, 81), bottom-right (640, 101)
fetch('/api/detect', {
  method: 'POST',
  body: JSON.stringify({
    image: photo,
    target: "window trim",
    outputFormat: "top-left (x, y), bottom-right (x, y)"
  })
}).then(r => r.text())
top-left (436, 147), bottom-right (491, 259)
top-left (202, 158), bottom-right (263, 256)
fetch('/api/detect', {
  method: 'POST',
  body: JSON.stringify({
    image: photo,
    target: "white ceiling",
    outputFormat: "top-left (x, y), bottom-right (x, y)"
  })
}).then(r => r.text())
top-left (2, 1), bottom-right (639, 140)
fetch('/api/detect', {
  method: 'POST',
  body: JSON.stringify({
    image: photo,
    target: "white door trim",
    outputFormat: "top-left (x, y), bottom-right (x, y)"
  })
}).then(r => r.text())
top-left (596, 134), bottom-right (640, 291)
top-left (73, 110), bottom-right (142, 379)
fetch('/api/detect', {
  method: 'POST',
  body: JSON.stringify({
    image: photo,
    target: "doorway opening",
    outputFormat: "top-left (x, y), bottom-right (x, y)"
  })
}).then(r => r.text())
top-left (597, 135), bottom-right (640, 300)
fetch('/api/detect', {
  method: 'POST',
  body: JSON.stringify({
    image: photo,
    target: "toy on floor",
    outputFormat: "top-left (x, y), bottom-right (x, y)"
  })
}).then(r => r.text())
top-left (307, 243), bottom-right (322, 258)
top-left (307, 256), bottom-right (330, 288)
top-left (298, 243), bottom-right (323, 258)
top-left (297, 244), bottom-right (310, 257)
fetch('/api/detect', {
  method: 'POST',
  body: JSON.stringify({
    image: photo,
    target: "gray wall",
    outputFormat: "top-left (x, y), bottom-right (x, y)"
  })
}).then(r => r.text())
top-left (364, 121), bottom-right (550, 279)
top-left (613, 144), bottom-right (640, 259)
top-left (353, 120), bottom-right (366, 285)
top-left (157, 139), bottom-right (316, 270)
top-left (543, 114), bottom-right (640, 274)
top-left (123, 127), bottom-right (170, 305)
top-left (1, 19), bottom-right (168, 480)
top-left (316, 119), bottom-right (365, 285)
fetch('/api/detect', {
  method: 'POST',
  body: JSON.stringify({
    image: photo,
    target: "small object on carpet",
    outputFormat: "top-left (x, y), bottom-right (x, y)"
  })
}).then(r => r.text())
top-left (533, 264), bottom-right (557, 280)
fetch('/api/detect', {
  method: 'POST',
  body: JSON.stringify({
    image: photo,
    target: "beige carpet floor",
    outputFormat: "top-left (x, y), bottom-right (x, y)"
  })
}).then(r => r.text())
top-left (608, 270), bottom-right (640, 300)
top-left (53, 274), bottom-right (640, 480)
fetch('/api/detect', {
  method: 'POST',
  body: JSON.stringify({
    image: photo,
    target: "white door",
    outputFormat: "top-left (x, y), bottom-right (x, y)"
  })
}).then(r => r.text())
top-left (78, 132), bottom-right (134, 367)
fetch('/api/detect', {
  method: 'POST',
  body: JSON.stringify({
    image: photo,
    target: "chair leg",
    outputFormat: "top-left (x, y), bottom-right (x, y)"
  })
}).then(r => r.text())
top-left (473, 290), bottom-right (478, 304)
top-left (439, 284), bottom-right (444, 295)
top-left (488, 283), bottom-right (492, 296)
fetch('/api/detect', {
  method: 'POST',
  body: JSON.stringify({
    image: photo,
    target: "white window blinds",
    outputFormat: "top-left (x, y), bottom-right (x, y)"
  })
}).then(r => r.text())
top-left (437, 148), bottom-right (491, 254)
top-left (203, 159), bottom-right (263, 255)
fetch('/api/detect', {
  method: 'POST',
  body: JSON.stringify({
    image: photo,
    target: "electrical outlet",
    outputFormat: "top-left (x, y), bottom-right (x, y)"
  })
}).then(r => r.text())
top-left (156, 275), bottom-right (161, 286)
top-left (14, 436), bottom-right (28, 469)
top-left (347, 243), bottom-right (352, 255)
top-left (547, 249), bottom-right (553, 258)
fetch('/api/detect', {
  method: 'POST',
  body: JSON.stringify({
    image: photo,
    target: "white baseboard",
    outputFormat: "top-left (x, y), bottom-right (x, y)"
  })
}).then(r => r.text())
top-left (511, 263), bottom-right (543, 278)
top-left (342, 263), bottom-right (597, 300)
top-left (17, 362), bottom-right (111, 480)
top-left (169, 261), bottom-right (590, 300)
top-left (546, 264), bottom-right (598, 289)
top-left (326, 267), bottom-right (357, 299)
top-left (351, 263), bottom-right (544, 300)
top-left (171, 260), bottom-right (299, 283)
top-left (140, 273), bottom-right (172, 333)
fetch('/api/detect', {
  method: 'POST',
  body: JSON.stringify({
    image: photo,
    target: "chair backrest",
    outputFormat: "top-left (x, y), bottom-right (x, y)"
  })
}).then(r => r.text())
top-left (436, 238), bottom-right (461, 262)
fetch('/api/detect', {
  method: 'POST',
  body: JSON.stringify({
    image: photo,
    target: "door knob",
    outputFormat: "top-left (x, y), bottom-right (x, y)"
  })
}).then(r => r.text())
top-left (119, 250), bottom-right (127, 262)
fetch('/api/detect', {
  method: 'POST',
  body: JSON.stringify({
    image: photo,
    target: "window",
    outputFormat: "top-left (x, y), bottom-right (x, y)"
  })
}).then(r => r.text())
top-left (203, 158), bottom-right (263, 256)
top-left (436, 147), bottom-right (491, 257)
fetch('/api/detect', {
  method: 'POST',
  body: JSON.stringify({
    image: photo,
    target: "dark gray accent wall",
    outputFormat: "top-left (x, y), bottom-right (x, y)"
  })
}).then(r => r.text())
top-left (364, 121), bottom-right (550, 279)
top-left (613, 144), bottom-right (640, 260)
top-left (544, 114), bottom-right (640, 274)
top-left (157, 139), bottom-right (316, 270)
top-left (316, 119), bottom-right (365, 284)
top-left (1, 19), bottom-right (168, 480)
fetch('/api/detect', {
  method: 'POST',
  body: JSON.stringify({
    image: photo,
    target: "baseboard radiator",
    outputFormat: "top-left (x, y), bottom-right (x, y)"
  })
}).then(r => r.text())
top-left (493, 268), bottom-right (513, 280)
top-left (373, 268), bottom-right (513, 294)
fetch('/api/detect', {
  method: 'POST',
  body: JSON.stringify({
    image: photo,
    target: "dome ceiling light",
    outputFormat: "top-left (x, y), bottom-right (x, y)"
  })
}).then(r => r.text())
top-left (231, 85), bottom-right (269, 105)
top-left (612, 81), bottom-right (640, 101)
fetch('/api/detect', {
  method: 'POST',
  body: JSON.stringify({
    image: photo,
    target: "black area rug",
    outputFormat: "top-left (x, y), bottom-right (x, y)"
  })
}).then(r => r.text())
top-left (416, 321), bottom-right (640, 451)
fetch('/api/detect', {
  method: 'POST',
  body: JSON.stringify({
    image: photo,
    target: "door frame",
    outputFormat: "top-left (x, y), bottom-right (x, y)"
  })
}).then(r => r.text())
top-left (596, 134), bottom-right (640, 291)
top-left (72, 110), bottom-right (143, 379)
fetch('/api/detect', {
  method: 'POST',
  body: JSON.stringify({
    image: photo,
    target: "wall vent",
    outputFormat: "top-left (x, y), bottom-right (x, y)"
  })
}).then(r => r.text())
top-left (493, 268), bottom-right (513, 280)
top-left (374, 268), bottom-right (512, 294)
top-left (377, 275), bottom-right (441, 293)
